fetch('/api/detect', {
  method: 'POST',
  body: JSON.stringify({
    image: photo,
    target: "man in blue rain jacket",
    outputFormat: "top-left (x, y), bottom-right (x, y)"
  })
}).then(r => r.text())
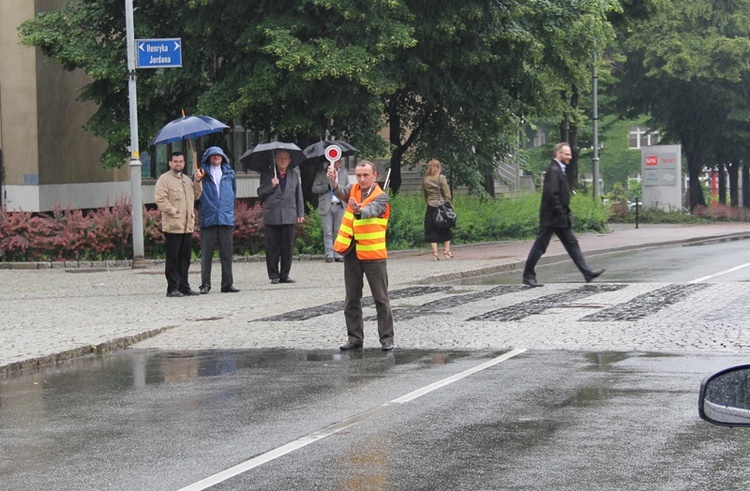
top-left (198, 146), bottom-right (239, 294)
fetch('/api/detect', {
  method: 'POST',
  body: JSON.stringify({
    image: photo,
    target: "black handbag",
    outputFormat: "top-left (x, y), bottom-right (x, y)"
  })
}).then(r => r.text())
top-left (434, 203), bottom-right (457, 229)
top-left (434, 176), bottom-right (457, 229)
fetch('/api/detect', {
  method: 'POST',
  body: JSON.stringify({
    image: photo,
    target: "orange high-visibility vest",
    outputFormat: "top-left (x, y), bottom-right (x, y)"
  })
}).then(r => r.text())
top-left (334, 183), bottom-right (390, 260)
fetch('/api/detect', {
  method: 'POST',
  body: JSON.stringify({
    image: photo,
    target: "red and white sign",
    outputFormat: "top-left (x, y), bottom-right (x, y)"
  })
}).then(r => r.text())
top-left (325, 145), bottom-right (342, 162)
top-left (646, 155), bottom-right (658, 166)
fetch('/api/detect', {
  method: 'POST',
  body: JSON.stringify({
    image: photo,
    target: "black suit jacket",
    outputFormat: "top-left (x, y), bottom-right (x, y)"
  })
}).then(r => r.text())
top-left (539, 159), bottom-right (573, 228)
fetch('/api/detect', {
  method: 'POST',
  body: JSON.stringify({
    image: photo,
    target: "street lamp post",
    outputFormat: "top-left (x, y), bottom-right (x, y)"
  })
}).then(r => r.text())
top-left (592, 39), bottom-right (601, 200)
top-left (125, 0), bottom-right (145, 268)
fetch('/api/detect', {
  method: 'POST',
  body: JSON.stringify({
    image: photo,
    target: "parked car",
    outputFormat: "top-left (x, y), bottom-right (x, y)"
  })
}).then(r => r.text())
top-left (699, 364), bottom-right (750, 426)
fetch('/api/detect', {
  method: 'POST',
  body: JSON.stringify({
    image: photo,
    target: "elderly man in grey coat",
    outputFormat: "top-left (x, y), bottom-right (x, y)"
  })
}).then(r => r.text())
top-left (257, 150), bottom-right (305, 284)
top-left (312, 158), bottom-right (348, 263)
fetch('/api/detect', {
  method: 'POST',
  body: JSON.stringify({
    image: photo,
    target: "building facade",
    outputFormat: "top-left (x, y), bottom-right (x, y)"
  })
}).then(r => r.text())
top-left (1, 0), bottom-right (134, 212)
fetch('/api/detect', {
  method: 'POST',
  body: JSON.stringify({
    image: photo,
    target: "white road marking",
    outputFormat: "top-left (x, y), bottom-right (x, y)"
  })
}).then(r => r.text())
top-left (689, 261), bottom-right (750, 283)
top-left (178, 348), bottom-right (527, 491)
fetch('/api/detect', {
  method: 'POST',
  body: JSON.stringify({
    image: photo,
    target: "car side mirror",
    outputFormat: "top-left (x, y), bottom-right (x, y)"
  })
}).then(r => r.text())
top-left (699, 364), bottom-right (750, 426)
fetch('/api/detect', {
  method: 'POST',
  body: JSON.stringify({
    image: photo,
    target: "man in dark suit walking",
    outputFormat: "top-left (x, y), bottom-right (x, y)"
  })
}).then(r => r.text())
top-left (522, 142), bottom-right (605, 287)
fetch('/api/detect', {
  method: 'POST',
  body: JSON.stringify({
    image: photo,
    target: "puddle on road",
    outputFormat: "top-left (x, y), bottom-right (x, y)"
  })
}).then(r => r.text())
top-left (0, 348), bottom-right (486, 396)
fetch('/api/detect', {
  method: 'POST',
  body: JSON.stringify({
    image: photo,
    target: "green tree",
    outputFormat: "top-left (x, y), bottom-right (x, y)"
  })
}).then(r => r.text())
top-left (19, 0), bottom-right (414, 168)
top-left (611, 0), bottom-right (750, 209)
top-left (19, 0), bottom-right (619, 196)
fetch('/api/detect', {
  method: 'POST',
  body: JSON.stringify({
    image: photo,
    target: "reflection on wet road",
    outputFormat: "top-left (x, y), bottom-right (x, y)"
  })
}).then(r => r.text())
top-left (3, 349), bottom-right (750, 490)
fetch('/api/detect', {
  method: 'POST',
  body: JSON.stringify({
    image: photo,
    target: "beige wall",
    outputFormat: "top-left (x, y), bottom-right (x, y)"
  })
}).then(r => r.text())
top-left (1, 0), bottom-right (128, 211)
top-left (1, 0), bottom-right (39, 188)
top-left (36, 56), bottom-right (123, 185)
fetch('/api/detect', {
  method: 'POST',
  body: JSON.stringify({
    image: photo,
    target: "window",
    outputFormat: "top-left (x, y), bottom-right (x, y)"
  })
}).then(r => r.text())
top-left (533, 130), bottom-right (547, 147)
top-left (629, 126), bottom-right (660, 149)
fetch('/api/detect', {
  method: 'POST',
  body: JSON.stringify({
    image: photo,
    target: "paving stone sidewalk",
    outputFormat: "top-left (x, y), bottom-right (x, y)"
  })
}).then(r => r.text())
top-left (2, 222), bottom-right (749, 373)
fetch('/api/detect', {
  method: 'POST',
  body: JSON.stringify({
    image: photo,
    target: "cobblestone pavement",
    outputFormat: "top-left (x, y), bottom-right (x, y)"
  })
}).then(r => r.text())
top-left (2, 223), bottom-right (750, 372)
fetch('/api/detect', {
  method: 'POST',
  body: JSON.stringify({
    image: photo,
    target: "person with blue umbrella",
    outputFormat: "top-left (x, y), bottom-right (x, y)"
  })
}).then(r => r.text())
top-left (155, 151), bottom-right (203, 297)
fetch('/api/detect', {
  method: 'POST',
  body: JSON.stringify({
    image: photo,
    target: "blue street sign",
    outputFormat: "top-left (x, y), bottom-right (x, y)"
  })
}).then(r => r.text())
top-left (136, 38), bottom-right (182, 68)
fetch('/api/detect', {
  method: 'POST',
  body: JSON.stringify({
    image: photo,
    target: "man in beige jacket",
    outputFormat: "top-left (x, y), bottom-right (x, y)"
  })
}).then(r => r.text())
top-left (155, 151), bottom-right (203, 297)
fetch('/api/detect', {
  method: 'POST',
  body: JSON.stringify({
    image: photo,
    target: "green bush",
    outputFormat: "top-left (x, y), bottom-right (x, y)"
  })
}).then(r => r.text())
top-left (385, 191), bottom-right (608, 251)
top-left (295, 205), bottom-right (324, 255)
top-left (11, 188), bottom-right (749, 262)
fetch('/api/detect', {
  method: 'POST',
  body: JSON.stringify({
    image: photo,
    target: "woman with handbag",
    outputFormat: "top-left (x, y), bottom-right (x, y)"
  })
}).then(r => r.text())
top-left (422, 159), bottom-right (454, 260)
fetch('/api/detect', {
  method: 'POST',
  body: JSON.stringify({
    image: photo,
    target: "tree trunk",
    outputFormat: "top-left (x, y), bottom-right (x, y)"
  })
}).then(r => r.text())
top-left (718, 163), bottom-right (726, 206)
top-left (482, 174), bottom-right (496, 197)
top-left (386, 98), bottom-right (403, 194)
top-left (559, 87), bottom-right (579, 190)
top-left (743, 163), bottom-right (750, 209)
top-left (681, 133), bottom-right (707, 210)
top-left (728, 162), bottom-right (739, 207)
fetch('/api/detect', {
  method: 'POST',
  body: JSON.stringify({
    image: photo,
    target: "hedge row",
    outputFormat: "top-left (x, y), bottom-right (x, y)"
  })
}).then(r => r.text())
top-left (0, 193), bottom-right (611, 262)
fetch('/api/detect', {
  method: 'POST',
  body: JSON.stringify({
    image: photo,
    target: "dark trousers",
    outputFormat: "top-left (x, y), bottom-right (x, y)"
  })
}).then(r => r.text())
top-left (164, 232), bottom-right (193, 293)
top-left (200, 225), bottom-right (234, 291)
top-left (523, 226), bottom-right (592, 280)
top-left (264, 224), bottom-right (295, 280)
top-left (343, 253), bottom-right (394, 345)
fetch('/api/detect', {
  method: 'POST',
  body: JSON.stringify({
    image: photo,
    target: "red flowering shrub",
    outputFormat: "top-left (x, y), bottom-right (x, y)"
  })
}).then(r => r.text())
top-left (0, 198), bottom-right (272, 261)
top-left (233, 200), bottom-right (265, 255)
top-left (608, 202), bottom-right (630, 223)
top-left (143, 207), bottom-right (165, 257)
top-left (693, 204), bottom-right (750, 222)
top-left (0, 208), bottom-right (34, 261)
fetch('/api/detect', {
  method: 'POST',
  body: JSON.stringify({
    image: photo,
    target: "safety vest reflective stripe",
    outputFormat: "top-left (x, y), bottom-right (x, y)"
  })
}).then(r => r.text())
top-left (333, 183), bottom-right (389, 260)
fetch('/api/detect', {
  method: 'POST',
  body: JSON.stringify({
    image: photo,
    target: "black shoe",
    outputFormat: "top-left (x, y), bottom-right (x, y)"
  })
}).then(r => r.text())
top-left (340, 341), bottom-right (363, 350)
top-left (325, 257), bottom-right (334, 263)
top-left (199, 286), bottom-right (210, 294)
top-left (585, 269), bottom-right (605, 283)
top-left (221, 286), bottom-right (240, 293)
top-left (334, 257), bottom-right (344, 263)
top-left (271, 278), bottom-right (280, 284)
top-left (166, 290), bottom-right (184, 298)
top-left (523, 277), bottom-right (543, 288)
top-left (181, 288), bottom-right (200, 296)
top-left (381, 342), bottom-right (394, 351)
top-left (279, 277), bottom-right (295, 284)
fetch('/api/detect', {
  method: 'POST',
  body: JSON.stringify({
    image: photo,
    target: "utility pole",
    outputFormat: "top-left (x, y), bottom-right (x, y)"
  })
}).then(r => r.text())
top-left (125, 0), bottom-right (146, 268)
top-left (592, 39), bottom-right (601, 200)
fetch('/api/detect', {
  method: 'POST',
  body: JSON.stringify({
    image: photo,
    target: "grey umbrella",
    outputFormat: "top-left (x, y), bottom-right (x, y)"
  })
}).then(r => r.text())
top-left (239, 142), bottom-right (306, 174)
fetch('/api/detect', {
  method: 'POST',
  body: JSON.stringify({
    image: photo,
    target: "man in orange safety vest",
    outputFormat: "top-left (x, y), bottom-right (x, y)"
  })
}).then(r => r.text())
top-left (328, 160), bottom-right (394, 351)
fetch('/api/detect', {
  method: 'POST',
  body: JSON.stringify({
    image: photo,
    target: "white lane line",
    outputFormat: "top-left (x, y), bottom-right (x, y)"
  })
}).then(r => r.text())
top-left (178, 348), bottom-right (527, 491)
top-left (688, 261), bottom-right (750, 283)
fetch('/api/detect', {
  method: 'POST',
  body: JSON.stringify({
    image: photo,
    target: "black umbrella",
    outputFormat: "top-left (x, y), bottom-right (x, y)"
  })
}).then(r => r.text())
top-left (239, 142), bottom-right (306, 174)
top-left (302, 140), bottom-right (358, 167)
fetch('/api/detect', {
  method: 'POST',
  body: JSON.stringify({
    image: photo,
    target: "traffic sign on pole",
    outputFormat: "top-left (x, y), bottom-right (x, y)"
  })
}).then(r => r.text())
top-left (136, 38), bottom-right (182, 68)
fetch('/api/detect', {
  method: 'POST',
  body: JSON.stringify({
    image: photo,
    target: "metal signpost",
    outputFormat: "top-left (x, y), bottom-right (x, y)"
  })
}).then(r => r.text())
top-left (125, 0), bottom-right (145, 268)
top-left (125, 0), bottom-right (182, 268)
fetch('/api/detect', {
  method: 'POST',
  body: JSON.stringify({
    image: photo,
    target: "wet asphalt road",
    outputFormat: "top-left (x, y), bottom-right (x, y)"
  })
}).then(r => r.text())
top-left (3, 240), bottom-right (750, 490)
top-left (2, 349), bottom-right (750, 490)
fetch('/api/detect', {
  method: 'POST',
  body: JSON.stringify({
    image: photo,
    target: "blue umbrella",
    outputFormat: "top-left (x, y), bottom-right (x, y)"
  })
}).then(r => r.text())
top-left (149, 115), bottom-right (229, 146)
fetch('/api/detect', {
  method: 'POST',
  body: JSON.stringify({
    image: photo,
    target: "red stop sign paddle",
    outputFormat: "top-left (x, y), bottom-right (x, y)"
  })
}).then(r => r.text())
top-left (325, 145), bottom-right (342, 162)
